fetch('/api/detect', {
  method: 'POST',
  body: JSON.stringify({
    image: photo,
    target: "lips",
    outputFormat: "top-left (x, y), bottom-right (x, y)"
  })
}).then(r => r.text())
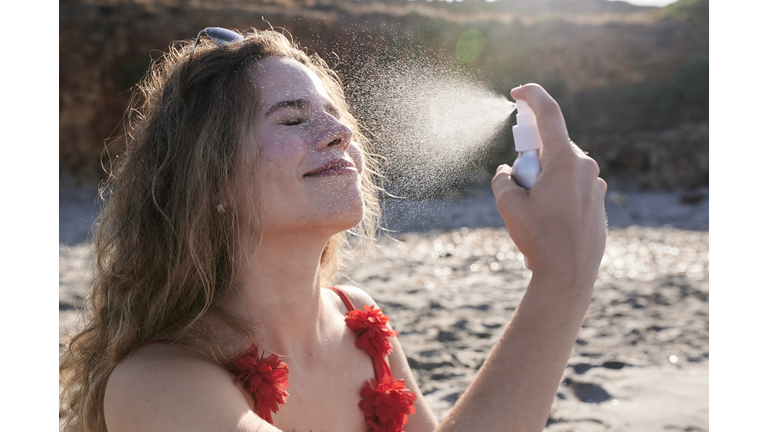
top-left (304, 158), bottom-right (359, 177)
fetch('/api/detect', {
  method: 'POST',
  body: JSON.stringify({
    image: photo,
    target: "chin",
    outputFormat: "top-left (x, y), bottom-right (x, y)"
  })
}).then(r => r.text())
top-left (329, 196), bottom-right (366, 233)
top-left (273, 183), bottom-right (367, 237)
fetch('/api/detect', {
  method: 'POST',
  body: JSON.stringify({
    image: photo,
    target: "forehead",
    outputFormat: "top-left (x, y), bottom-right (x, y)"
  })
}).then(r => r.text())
top-left (253, 57), bottom-right (331, 108)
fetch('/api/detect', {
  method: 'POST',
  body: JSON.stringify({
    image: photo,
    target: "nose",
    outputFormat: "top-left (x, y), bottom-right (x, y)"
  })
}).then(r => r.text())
top-left (316, 114), bottom-right (353, 152)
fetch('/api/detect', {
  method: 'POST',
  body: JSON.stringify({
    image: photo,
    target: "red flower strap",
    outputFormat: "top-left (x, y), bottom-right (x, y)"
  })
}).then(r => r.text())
top-left (230, 343), bottom-right (290, 425)
top-left (332, 288), bottom-right (416, 432)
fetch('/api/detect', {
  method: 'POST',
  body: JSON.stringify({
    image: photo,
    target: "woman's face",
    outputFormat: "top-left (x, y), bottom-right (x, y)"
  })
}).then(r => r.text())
top-left (242, 57), bottom-right (365, 240)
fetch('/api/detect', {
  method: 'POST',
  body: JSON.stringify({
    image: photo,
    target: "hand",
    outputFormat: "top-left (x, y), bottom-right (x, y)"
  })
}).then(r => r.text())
top-left (492, 84), bottom-right (607, 288)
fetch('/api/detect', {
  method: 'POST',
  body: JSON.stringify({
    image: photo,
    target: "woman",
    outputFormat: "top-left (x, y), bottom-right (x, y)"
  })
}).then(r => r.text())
top-left (59, 27), bottom-right (607, 432)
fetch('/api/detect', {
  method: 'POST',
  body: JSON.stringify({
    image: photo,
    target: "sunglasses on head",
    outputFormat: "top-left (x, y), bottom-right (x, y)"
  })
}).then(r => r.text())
top-left (191, 27), bottom-right (251, 55)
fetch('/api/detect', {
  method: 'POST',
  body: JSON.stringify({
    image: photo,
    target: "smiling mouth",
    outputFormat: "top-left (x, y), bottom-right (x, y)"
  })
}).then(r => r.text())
top-left (304, 159), bottom-right (359, 177)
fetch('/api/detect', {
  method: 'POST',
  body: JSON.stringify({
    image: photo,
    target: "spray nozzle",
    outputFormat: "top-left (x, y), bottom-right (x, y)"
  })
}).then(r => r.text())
top-left (515, 99), bottom-right (530, 115)
top-left (512, 99), bottom-right (543, 152)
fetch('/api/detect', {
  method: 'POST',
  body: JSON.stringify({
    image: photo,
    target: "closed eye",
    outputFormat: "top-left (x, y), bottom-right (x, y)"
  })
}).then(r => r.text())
top-left (264, 98), bottom-right (341, 125)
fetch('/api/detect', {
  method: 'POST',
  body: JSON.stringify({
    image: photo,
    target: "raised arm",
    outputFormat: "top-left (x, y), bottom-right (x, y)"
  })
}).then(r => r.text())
top-left (435, 83), bottom-right (607, 432)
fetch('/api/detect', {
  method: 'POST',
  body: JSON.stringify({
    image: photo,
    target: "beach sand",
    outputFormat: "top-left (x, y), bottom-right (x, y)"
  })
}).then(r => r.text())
top-left (59, 181), bottom-right (708, 431)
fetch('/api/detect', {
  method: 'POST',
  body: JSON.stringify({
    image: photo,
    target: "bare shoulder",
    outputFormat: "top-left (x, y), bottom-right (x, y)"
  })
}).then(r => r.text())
top-left (331, 284), bottom-right (377, 309)
top-left (104, 343), bottom-right (276, 432)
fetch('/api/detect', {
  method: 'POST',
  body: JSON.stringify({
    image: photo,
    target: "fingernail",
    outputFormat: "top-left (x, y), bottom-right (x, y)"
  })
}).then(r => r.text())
top-left (496, 164), bottom-right (506, 173)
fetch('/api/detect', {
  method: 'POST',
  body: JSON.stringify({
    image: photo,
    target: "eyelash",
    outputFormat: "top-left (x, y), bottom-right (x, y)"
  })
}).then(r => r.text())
top-left (282, 118), bottom-right (303, 126)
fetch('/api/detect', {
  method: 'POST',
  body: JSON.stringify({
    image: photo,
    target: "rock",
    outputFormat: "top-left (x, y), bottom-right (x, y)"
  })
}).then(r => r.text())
top-left (586, 123), bottom-right (709, 190)
top-left (563, 378), bottom-right (613, 404)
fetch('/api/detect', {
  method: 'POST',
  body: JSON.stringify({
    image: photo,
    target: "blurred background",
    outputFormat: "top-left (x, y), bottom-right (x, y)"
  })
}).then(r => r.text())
top-left (59, 0), bottom-right (708, 194)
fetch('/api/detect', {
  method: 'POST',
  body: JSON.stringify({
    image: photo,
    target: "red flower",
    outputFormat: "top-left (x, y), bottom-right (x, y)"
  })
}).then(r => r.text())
top-left (231, 343), bottom-right (290, 424)
top-left (345, 305), bottom-right (399, 358)
top-left (359, 374), bottom-right (417, 432)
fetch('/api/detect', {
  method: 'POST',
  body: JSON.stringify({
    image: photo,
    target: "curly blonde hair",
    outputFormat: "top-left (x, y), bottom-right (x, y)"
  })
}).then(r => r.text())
top-left (59, 27), bottom-right (381, 431)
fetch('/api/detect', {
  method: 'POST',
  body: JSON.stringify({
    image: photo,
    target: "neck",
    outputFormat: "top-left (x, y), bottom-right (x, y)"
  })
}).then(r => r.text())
top-left (220, 229), bottom-right (338, 360)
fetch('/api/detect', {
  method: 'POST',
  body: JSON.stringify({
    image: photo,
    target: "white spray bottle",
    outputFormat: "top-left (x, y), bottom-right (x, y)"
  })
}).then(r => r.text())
top-left (511, 100), bottom-right (543, 191)
top-left (510, 99), bottom-right (543, 270)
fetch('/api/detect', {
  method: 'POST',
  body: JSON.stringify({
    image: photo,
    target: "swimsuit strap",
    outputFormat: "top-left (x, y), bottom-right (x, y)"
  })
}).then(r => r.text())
top-left (327, 286), bottom-right (356, 312)
top-left (326, 286), bottom-right (394, 380)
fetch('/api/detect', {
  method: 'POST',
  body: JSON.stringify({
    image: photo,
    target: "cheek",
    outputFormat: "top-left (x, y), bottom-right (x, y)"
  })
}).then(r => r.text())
top-left (259, 136), bottom-right (305, 165)
top-left (257, 138), bottom-right (309, 187)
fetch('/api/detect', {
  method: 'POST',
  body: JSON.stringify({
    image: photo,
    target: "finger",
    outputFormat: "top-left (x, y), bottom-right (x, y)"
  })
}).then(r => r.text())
top-left (492, 164), bottom-right (529, 217)
top-left (491, 164), bottom-right (515, 196)
top-left (510, 84), bottom-right (572, 160)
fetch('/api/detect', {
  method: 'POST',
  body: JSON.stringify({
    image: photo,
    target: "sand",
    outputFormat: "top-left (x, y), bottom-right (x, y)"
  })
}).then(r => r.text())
top-left (59, 180), bottom-right (708, 431)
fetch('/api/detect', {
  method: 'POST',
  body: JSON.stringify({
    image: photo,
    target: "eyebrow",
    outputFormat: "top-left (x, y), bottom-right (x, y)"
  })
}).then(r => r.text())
top-left (263, 98), bottom-right (341, 118)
